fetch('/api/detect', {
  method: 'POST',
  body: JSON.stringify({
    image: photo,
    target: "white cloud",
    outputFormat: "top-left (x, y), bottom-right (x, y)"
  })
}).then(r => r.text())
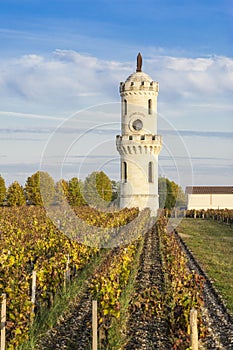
top-left (160, 56), bottom-right (213, 72)
top-left (0, 50), bottom-right (130, 112)
top-left (0, 51), bottom-right (232, 114)
top-left (146, 55), bottom-right (233, 99)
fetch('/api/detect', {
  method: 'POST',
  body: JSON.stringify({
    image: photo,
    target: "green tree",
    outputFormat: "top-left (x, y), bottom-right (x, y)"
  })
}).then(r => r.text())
top-left (67, 177), bottom-right (85, 206)
top-left (54, 179), bottom-right (69, 204)
top-left (165, 179), bottom-right (177, 209)
top-left (0, 174), bottom-right (6, 205)
top-left (158, 177), bottom-right (186, 209)
top-left (25, 171), bottom-right (55, 206)
top-left (7, 181), bottom-right (26, 206)
top-left (158, 177), bottom-right (167, 209)
top-left (176, 186), bottom-right (186, 207)
top-left (83, 171), bottom-right (112, 208)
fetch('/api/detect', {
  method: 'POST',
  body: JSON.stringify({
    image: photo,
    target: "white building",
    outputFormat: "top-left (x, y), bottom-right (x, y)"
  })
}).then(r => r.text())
top-left (186, 186), bottom-right (233, 210)
top-left (116, 53), bottom-right (162, 216)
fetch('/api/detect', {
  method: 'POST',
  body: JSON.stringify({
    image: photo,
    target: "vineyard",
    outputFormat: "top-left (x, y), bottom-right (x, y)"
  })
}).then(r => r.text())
top-left (0, 206), bottom-right (232, 349)
top-left (185, 209), bottom-right (233, 224)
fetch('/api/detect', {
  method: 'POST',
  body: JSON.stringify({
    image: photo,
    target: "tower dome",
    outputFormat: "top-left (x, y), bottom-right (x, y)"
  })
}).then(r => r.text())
top-left (125, 71), bottom-right (153, 84)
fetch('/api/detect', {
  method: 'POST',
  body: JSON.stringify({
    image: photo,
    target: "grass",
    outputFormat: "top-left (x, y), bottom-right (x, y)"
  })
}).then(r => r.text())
top-left (175, 218), bottom-right (233, 314)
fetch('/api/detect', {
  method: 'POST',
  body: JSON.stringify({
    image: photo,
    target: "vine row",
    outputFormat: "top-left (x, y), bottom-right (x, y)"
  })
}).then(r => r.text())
top-left (0, 205), bottom-right (140, 349)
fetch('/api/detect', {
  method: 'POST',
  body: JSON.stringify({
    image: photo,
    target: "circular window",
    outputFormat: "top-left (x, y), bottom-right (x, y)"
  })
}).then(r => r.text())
top-left (132, 119), bottom-right (143, 131)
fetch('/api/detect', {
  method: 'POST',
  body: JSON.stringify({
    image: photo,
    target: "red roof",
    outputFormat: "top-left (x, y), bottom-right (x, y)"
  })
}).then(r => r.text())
top-left (186, 186), bottom-right (233, 195)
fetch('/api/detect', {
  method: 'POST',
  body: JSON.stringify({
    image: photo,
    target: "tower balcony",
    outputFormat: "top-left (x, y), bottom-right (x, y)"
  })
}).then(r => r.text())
top-left (116, 134), bottom-right (162, 155)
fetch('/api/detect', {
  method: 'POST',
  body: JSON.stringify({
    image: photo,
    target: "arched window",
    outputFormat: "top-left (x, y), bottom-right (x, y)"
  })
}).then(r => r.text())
top-left (124, 99), bottom-right (127, 115)
top-left (122, 161), bottom-right (127, 182)
top-left (148, 161), bottom-right (153, 183)
top-left (148, 99), bottom-right (152, 115)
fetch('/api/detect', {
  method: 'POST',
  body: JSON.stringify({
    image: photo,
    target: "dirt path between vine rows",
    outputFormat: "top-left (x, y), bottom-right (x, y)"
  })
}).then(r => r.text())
top-left (123, 226), bottom-right (171, 350)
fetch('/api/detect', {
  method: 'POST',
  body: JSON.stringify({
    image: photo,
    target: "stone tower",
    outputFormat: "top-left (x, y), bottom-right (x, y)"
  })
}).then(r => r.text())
top-left (116, 53), bottom-right (162, 216)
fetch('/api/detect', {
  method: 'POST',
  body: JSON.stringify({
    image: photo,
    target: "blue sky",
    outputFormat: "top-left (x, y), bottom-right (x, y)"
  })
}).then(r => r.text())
top-left (0, 0), bottom-right (232, 188)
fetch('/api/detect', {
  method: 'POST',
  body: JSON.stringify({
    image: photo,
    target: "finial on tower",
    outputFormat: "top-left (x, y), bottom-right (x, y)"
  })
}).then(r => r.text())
top-left (136, 52), bottom-right (142, 72)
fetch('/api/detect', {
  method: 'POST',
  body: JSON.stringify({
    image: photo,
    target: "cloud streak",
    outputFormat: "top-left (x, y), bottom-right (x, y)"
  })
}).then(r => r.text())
top-left (161, 129), bottom-right (233, 139)
top-left (1, 124), bottom-right (232, 140)
top-left (0, 110), bottom-right (65, 121)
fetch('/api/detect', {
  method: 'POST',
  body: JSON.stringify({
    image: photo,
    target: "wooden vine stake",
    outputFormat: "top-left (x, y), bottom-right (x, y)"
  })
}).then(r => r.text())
top-left (92, 300), bottom-right (98, 350)
top-left (1, 293), bottom-right (6, 350)
top-left (64, 254), bottom-right (70, 290)
top-left (190, 308), bottom-right (198, 350)
top-left (57, 219), bottom-right (61, 230)
top-left (31, 270), bottom-right (37, 323)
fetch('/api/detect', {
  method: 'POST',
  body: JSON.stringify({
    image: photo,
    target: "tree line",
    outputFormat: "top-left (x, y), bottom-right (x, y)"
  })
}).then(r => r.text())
top-left (0, 171), bottom-right (186, 209)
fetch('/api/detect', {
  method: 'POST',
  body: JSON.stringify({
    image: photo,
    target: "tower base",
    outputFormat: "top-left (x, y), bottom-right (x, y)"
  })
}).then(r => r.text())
top-left (120, 194), bottom-right (159, 217)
